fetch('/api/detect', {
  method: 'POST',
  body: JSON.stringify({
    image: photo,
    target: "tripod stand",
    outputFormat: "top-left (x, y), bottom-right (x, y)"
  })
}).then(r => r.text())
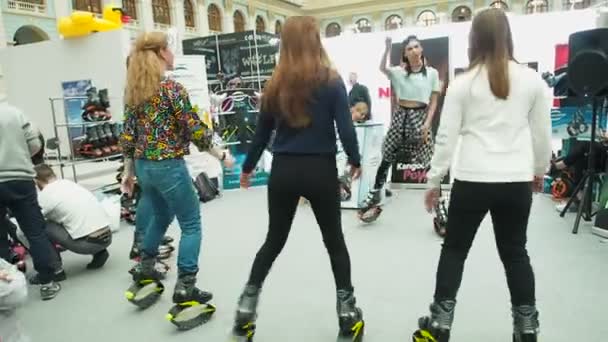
top-left (559, 97), bottom-right (606, 234)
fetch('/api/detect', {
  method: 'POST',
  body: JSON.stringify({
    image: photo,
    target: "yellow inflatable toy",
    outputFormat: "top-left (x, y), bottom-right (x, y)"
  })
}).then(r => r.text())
top-left (58, 5), bottom-right (129, 38)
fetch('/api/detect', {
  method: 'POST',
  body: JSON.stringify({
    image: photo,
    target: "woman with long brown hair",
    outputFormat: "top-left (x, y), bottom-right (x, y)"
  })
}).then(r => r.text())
top-left (119, 31), bottom-right (232, 329)
top-left (231, 16), bottom-right (365, 341)
top-left (413, 9), bottom-right (551, 342)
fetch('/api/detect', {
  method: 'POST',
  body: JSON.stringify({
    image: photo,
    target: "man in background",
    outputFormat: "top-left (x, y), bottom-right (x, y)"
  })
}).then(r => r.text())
top-left (348, 72), bottom-right (372, 121)
top-left (33, 164), bottom-right (112, 276)
top-left (0, 103), bottom-right (61, 300)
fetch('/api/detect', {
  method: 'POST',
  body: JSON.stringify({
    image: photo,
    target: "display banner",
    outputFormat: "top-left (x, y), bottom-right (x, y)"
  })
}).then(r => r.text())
top-left (182, 31), bottom-right (279, 81)
top-left (61, 79), bottom-right (92, 155)
top-left (551, 104), bottom-right (608, 140)
top-left (388, 36), bottom-right (450, 186)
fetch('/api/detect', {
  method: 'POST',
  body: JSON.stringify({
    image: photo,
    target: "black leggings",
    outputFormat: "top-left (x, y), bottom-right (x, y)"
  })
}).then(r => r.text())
top-left (434, 180), bottom-right (536, 306)
top-left (247, 154), bottom-right (353, 291)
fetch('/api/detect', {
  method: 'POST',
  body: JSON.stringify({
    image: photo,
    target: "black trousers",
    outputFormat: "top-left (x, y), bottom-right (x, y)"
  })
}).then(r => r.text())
top-left (46, 222), bottom-right (111, 256)
top-left (0, 180), bottom-right (57, 283)
top-left (434, 180), bottom-right (536, 307)
top-left (247, 154), bottom-right (353, 291)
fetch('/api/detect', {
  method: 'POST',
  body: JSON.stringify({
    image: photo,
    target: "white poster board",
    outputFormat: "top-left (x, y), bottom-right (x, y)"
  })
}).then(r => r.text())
top-left (167, 55), bottom-right (210, 112)
top-left (0, 30), bottom-right (130, 155)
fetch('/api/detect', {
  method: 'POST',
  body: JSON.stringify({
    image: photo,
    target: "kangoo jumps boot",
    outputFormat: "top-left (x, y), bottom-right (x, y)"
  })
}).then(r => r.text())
top-left (512, 305), bottom-right (540, 342)
top-left (125, 255), bottom-right (165, 309)
top-left (413, 300), bottom-right (456, 342)
top-left (231, 285), bottom-right (261, 341)
top-left (336, 289), bottom-right (365, 341)
top-left (166, 272), bottom-right (216, 330)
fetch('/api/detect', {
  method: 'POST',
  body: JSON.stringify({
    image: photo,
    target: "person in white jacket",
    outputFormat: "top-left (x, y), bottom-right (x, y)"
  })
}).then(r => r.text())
top-left (412, 9), bottom-right (552, 342)
top-left (0, 258), bottom-right (28, 342)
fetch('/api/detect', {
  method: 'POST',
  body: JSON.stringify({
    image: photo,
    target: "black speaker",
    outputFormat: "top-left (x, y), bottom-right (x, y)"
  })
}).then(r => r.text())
top-left (568, 28), bottom-right (608, 97)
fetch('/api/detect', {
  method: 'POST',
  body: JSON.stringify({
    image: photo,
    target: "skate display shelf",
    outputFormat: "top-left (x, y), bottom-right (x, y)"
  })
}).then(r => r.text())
top-left (47, 96), bottom-right (122, 183)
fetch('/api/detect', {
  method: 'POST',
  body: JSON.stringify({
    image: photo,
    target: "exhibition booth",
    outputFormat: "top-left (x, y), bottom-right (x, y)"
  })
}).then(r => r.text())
top-left (324, 9), bottom-right (597, 188)
top-left (0, 8), bottom-right (605, 219)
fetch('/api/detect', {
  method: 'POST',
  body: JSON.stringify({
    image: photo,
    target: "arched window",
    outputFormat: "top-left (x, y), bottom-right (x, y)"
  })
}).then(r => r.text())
top-left (208, 4), bottom-right (222, 32)
top-left (451, 6), bottom-right (472, 22)
top-left (385, 14), bottom-right (403, 30)
top-left (275, 20), bottom-right (282, 35)
top-left (490, 1), bottom-right (509, 10)
top-left (325, 22), bottom-right (341, 37)
top-left (563, 0), bottom-right (591, 10)
top-left (152, 0), bottom-right (171, 25)
top-left (234, 10), bottom-right (245, 32)
top-left (73, 0), bottom-right (102, 13)
top-left (256, 16), bottom-right (266, 32)
top-left (355, 18), bottom-right (372, 33)
top-left (184, 0), bottom-right (195, 28)
top-left (417, 10), bottom-right (437, 27)
top-left (122, 0), bottom-right (138, 20)
top-left (526, 0), bottom-right (549, 13)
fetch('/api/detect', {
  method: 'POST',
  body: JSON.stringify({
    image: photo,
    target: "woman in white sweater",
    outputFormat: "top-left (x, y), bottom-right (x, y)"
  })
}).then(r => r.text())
top-left (413, 9), bottom-right (552, 342)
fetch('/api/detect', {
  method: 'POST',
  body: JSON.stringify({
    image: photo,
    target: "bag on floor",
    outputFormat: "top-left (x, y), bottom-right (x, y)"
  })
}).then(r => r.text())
top-left (100, 195), bottom-right (121, 233)
top-left (193, 172), bottom-right (219, 203)
top-left (594, 208), bottom-right (608, 230)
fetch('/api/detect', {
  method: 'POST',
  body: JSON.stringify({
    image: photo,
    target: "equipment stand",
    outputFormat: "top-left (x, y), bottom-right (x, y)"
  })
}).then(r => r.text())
top-left (559, 97), bottom-right (605, 234)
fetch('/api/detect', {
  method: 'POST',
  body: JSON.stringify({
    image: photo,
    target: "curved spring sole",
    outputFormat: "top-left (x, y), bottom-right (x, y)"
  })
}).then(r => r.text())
top-left (412, 329), bottom-right (439, 342)
top-left (125, 280), bottom-right (165, 309)
top-left (337, 320), bottom-right (364, 342)
top-left (166, 302), bottom-right (216, 331)
top-left (358, 206), bottom-right (382, 223)
top-left (413, 317), bottom-right (450, 342)
top-left (231, 322), bottom-right (256, 342)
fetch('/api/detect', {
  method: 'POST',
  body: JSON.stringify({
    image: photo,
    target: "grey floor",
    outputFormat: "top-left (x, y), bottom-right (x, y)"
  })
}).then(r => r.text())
top-left (17, 187), bottom-right (608, 342)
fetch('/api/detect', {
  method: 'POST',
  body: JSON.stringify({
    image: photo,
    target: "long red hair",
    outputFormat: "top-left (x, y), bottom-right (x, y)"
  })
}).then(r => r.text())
top-left (262, 16), bottom-right (337, 128)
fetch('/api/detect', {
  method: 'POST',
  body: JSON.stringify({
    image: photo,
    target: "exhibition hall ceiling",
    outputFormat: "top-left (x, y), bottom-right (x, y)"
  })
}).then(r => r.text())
top-left (301, 0), bottom-right (375, 10)
top-left (258, 0), bottom-right (430, 14)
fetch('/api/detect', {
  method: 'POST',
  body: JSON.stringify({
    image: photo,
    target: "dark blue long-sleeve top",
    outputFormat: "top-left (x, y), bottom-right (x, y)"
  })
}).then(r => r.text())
top-left (242, 77), bottom-right (361, 174)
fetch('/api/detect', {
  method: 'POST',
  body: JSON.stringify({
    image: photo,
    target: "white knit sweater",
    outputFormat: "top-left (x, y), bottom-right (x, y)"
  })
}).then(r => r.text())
top-left (427, 61), bottom-right (552, 188)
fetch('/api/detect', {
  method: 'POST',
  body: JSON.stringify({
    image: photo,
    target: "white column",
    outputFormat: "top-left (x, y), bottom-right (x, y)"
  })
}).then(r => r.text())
top-left (198, 1), bottom-right (210, 36)
top-left (174, 0), bottom-right (186, 32)
top-left (140, 0), bottom-right (155, 32)
top-left (0, 8), bottom-right (7, 47)
top-left (173, 0), bottom-right (186, 54)
top-left (552, 0), bottom-right (564, 11)
top-left (224, 12), bottom-right (235, 33)
top-left (54, 0), bottom-right (71, 18)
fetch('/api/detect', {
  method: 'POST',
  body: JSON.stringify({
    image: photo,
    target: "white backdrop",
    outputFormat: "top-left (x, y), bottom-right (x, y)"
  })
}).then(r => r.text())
top-left (0, 30), bottom-right (130, 154)
top-left (323, 9), bottom-right (598, 131)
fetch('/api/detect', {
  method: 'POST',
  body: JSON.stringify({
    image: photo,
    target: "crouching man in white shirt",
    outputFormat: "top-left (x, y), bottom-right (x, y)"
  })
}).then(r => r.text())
top-left (32, 164), bottom-right (112, 282)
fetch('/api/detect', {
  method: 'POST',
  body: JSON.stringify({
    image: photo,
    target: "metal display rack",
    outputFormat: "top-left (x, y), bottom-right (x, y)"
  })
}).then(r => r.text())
top-left (47, 96), bottom-right (122, 182)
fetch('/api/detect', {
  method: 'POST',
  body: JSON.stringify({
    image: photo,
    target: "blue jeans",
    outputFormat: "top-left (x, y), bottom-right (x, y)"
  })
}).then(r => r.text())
top-left (134, 159), bottom-right (201, 275)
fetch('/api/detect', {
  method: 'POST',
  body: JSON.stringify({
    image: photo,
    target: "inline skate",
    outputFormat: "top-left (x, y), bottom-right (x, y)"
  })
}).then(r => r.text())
top-left (125, 256), bottom-right (165, 309)
top-left (412, 300), bottom-right (456, 342)
top-left (512, 306), bottom-right (539, 342)
top-left (357, 189), bottom-right (382, 223)
top-left (166, 273), bottom-right (216, 330)
top-left (231, 285), bottom-right (260, 341)
top-left (336, 289), bottom-right (365, 341)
